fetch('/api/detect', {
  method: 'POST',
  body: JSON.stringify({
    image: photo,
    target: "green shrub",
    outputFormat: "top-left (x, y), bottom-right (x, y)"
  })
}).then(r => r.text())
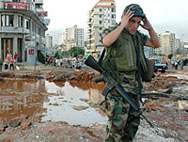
top-left (38, 52), bottom-right (45, 64)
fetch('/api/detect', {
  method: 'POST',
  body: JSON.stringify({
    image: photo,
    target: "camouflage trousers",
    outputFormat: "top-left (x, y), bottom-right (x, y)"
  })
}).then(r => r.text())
top-left (104, 74), bottom-right (141, 142)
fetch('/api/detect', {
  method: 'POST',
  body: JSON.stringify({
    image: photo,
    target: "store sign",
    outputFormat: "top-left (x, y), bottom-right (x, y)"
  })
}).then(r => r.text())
top-left (29, 49), bottom-right (34, 55)
top-left (4, 2), bottom-right (29, 10)
top-left (37, 11), bottom-right (48, 17)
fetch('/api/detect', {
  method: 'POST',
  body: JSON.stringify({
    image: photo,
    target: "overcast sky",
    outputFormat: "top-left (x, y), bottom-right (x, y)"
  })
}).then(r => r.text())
top-left (43, 0), bottom-right (188, 44)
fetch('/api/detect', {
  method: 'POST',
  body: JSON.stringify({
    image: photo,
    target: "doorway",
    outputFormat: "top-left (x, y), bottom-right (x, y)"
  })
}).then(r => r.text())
top-left (1, 38), bottom-right (13, 61)
top-left (17, 38), bottom-right (23, 62)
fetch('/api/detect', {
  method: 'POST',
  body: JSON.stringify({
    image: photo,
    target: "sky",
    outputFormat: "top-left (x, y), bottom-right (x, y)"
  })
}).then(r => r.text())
top-left (43, 0), bottom-right (188, 44)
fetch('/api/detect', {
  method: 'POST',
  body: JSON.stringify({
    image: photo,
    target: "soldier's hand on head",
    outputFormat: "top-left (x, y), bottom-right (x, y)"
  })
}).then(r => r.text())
top-left (140, 17), bottom-right (152, 31)
top-left (120, 10), bottom-right (134, 28)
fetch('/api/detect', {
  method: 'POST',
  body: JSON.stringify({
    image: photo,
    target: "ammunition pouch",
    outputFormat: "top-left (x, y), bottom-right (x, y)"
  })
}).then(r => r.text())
top-left (141, 58), bottom-right (154, 82)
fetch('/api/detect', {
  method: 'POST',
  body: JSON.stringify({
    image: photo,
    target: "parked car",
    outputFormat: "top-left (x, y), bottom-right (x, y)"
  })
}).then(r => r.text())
top-left (149, 58), bottom-right (168, 72)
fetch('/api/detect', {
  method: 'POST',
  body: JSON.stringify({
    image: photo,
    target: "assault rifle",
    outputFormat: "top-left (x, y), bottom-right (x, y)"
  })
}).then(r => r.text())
top-left (85, 55), bottom-right (154, 128)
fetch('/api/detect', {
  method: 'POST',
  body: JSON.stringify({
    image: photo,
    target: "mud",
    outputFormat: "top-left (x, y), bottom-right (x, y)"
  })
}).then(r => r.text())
top-left (0, 66), bottom-right (188, 142)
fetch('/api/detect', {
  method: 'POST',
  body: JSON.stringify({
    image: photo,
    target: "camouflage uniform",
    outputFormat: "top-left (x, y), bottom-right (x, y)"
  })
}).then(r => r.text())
top-left (102, 4), bottom-right (148, 142)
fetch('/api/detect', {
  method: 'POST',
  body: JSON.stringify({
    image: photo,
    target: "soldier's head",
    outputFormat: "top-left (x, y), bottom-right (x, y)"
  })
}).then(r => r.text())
top-left (123, 4), bottom-right (145, 18)
top-left (123, 4), bottom-right (145, 34)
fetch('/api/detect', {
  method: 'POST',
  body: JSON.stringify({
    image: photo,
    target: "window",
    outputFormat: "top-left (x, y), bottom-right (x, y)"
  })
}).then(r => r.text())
top-left (39, 28), bottom-right (41, 36)
top-left (32, 22), bottom-right (34, 32)
top-left (25, 18), bottom-right (30, 29)
top-left (36, 4), bottom-right (42, 9)
top-left (17, 16), bottom-right (23, 27)
top-left (112, 15), bottom-right (115, 18)
top-left (99, 21), bottom-right (102, 24)
top-left (1, 15), bottom-right (14, 27)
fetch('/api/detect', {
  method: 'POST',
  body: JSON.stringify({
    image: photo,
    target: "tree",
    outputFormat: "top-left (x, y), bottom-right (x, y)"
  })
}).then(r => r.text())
top-left (62, 51), bottom-right (70, 58)
top-left (38, 52), bottom-right (45, 64)
top-left (54, 51), bottom-right (61, 59)
top-left (68, 47), bottom-right (85, 58)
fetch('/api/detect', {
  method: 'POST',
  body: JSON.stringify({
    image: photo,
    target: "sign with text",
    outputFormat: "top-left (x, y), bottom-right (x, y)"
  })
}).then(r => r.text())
top-left (37, 11), bottom-right (48, 17)
top-left (4, 2), bottom-right (29, 10)
top-left (29, 49), bottom-right (34, 55)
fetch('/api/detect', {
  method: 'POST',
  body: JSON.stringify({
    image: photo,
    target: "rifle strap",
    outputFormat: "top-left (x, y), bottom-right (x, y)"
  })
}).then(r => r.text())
top-left (98, 48), bottom-right (106, 66)
top-left (132, 35), bottom-right (143, 105)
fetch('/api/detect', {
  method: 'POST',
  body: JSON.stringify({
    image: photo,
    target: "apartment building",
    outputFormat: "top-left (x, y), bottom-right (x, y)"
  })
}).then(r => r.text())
top-left (152, 34), bottom-right (162, 56)
top-left (159, 31), bottom-right (176, 56)
top-left (62, 25), bottom-right (84, 51)
top-left (87, 0), bottom-right (116, 57)
top-left (45, 34), bottom-right (55, 56)
top-left (0, 0), bottom-right (48, 65)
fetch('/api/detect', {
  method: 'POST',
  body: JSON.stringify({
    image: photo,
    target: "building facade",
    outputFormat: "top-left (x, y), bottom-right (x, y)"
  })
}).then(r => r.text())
top-left (87, 0), bottom-right (116, 57)
top-left (159, 31), bottom-right (176, 56)
top-left (45, 34), bottom-right (55, 56)
top-left (61, 25), bottom-right (84, 51)
top-left (0, 0), bottom-right (48, 65)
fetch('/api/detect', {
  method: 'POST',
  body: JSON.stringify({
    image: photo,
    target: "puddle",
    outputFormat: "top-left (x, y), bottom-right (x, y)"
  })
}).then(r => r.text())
top-left (42, 81), bottom-right (107, 126)
top-left (0, 79), bottom-right (107, 126)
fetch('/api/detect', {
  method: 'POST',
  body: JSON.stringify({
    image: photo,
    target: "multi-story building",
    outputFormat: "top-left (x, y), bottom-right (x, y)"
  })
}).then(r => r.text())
top-left (159, 31), bottom-right (176, 56)
top-left (0, 0), bottom-right (48, 65)
top-left (88, 0), bottom-right (116, 57)
top-left (45, 34), bottom-right (54, 56)
top-left (58, 33), bottom-right (64, 45)
top-left (63, 25), bottom-right (84, 50)
top-left (175, 38), bottom-right (181, 52)
top-left (152, 34), bottom-right (162, 56)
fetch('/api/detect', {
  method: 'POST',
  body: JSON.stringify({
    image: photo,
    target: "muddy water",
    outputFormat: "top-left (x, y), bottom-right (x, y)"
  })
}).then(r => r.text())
top-left (0, 79), bottom-right (107, 126)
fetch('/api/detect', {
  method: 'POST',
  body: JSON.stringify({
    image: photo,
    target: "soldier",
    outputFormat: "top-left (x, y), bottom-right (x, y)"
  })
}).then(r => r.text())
top-left (102, 4), bottom-right (160, 142)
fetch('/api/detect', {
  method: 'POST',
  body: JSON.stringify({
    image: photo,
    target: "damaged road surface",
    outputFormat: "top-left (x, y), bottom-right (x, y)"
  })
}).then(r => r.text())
top-left (0, 67), bottom-right (188, 142)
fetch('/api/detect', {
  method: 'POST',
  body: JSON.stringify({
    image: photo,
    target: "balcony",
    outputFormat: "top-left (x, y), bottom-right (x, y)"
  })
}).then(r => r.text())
top-left (0, 26), bottom-right (30, 35)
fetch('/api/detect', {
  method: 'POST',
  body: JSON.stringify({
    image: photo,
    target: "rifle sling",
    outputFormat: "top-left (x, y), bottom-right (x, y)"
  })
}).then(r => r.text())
top-left (132, 35), bottom-right (143, 104)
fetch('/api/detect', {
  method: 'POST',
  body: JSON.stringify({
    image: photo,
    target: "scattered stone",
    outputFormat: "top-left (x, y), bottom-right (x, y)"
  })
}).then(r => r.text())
top-left (8, 117), bottom-right (22, 128)
top-left (80, 98), bottom-right (89, 102)
top-left (0, 124), bottom-right (7, 134)
top-left (49, 103), bottom-right (59, 106)
top-left (73, 106), bottom-right (89, 111)
top-left (178, 100), bottom-right (188, 110)
top-left (20, 118), bottom-right (32, 129)
top-left (62, 100), bottom-right (68, 102)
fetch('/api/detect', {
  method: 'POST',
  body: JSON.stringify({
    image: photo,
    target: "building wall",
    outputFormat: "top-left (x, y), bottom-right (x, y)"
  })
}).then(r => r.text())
top-left (63, 25), bottom-right (84, 49)
top-left (88, 0), bottom-right (116, 54)
top-left (0, 1), bottom-right (48, 65)
top-left (45, 34), bottom-right (53, 49)
top-left (159, 31), bottom-right (178, 56)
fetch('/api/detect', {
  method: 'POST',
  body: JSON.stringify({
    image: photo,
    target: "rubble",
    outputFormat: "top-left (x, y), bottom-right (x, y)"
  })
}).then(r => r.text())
top-left (0, 66), bottom-right (188, 141)
top-left (73, 106), bottom-right (89, 111)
